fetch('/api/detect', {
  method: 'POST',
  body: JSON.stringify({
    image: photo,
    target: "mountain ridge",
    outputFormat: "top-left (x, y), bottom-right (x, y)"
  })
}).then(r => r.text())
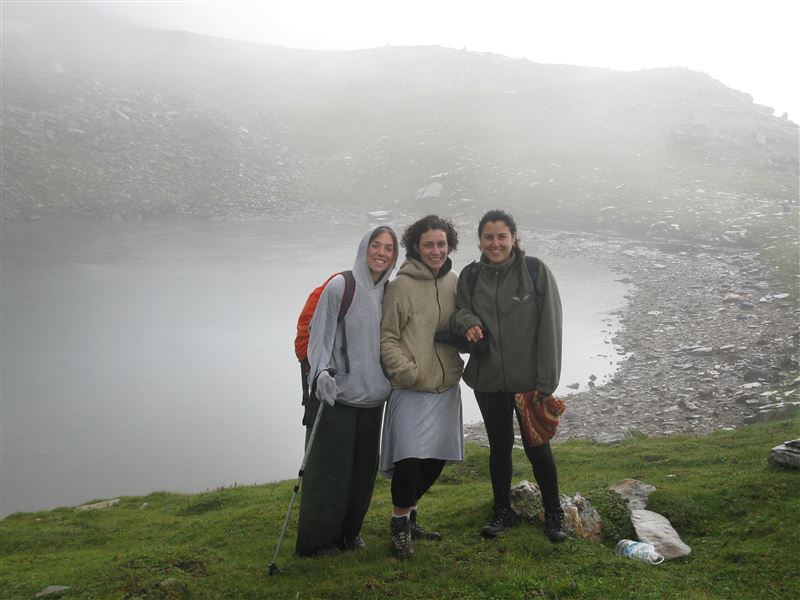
top-left (2, 5), bottom-right (797, 223)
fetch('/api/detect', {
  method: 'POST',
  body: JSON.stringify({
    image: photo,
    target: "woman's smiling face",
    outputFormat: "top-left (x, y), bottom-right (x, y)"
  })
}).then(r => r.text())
top-left (367, 231), bottom-right (395, 279)
top-left (416, 228), bottom-right (448, 274)
top-left (479, 220), bottom-right (515, 265)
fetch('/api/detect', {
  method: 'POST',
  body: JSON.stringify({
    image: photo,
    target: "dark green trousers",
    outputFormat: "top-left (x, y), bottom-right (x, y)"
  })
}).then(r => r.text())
top-left (295, 401), bottom-right (384, 556)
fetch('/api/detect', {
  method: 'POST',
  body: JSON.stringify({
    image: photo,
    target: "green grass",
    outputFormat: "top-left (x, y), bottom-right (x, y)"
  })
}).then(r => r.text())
top-left (2, 418), bottom-right (798, 599)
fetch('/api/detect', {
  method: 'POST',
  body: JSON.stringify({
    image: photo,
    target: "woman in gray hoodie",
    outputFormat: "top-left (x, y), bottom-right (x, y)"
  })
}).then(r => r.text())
top-left (295, 226), bottom-right (398, 557)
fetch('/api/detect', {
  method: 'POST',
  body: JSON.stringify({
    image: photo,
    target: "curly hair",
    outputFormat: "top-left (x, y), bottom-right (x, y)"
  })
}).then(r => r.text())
top-left (400, 214), bottom-right (459, 260)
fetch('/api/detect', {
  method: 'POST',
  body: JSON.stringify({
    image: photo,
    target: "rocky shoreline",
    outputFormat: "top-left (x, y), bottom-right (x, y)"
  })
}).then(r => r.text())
top-left (463, 226), bottom-right (799, 446)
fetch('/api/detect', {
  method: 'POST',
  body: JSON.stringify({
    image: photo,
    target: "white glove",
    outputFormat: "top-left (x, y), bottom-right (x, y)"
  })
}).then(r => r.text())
top-left (315, 371), bottom-right (341, 407)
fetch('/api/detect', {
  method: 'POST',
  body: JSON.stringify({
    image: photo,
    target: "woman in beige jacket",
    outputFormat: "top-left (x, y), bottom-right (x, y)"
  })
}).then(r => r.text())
top-left (380, 215), bottom-right (464, 559)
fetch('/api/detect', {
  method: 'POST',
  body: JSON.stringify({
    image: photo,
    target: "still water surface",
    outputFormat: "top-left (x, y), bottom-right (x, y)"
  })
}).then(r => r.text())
top-left (1, 219), bottom-right (630, 517)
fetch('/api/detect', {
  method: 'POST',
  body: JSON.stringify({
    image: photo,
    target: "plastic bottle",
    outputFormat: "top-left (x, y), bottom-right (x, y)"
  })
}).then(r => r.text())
top-left (615, 539), bottom-right (665, 564)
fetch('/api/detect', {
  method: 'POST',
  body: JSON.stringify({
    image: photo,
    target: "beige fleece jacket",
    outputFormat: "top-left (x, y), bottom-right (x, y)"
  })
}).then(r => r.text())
top-left (380, 257), bottom-right (464, 392)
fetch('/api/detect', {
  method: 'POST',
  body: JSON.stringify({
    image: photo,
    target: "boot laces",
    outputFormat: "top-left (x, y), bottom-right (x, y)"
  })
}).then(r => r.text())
top-left (488, 506), bottom-right (511, 527)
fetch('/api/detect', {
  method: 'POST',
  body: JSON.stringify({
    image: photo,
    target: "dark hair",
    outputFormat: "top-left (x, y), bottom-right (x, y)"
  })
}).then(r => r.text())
top-left (401, 215), bottom-right (459, 260)
top-left (478, 209), bottom-right (521, 251)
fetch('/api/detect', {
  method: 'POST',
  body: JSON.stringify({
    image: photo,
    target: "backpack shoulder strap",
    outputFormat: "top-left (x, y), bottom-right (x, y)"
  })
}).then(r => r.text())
top-left (337, 270), bottom-right (356, 374)
top-left (465, 261), bottom-right (480, 307)
top-left (524, 256), bottom-right (541, 293)
top-left (337, 270), bottom-right (356, 322)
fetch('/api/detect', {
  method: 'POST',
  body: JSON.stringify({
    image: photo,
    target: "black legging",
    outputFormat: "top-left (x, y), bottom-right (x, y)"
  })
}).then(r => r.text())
top-left (475, 391), bottom-right (561, 511)
top-left (391, 457), bottom-right (446, 508)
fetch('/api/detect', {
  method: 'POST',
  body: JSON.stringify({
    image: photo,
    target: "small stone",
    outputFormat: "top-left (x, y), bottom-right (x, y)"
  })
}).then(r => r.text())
top-left (691, 347), bottom-right (713, 355)
top-left (740, 382), bottom-right (762, 390)
top-left (592, 432), bottom-right (626, 445)
top-left (75, 498), bottom-right (119, 511)
top-left (36, 586), bottom-right (70, 598)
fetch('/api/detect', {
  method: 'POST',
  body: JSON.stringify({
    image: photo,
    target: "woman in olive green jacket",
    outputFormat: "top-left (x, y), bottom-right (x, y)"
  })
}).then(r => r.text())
top-left (450, 209), bottom-right (567, 543)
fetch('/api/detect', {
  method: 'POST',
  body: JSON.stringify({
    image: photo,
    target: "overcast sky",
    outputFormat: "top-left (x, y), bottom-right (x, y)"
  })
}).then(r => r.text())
top-left (104, 1), bottom-right (799, 122)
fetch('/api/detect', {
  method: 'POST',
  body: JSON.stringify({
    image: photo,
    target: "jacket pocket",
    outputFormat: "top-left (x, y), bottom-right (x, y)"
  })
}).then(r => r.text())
top-left (394, 361), bottom-right (420, 388)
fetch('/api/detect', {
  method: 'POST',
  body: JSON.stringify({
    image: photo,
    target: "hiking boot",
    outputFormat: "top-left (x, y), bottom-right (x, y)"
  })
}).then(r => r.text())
top-left (480, 505), bottom-right (517, 539)
top-left (410, 509), bottom-right (442, 541)
top-left (342, 535), bottom-right (367, 551)
top-left (543, 509), bottom-right (568, 543)
top-left (390, 515), bottom-right (414, 559)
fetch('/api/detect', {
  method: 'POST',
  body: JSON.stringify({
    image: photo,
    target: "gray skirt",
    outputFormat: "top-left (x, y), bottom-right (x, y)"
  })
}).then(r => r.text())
top-left (380, 384), bottom-right (464, 478)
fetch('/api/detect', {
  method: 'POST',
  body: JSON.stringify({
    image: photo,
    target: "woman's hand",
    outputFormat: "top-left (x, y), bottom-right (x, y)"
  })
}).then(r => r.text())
top-left (315, 370), bottom-right (341, 406)
top-left (465, 325), bottom-right (484, 343)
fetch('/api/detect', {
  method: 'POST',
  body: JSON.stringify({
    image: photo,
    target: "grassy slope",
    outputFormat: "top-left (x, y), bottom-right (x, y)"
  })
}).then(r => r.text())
top-left (1, 418), bottom-right (798, 600)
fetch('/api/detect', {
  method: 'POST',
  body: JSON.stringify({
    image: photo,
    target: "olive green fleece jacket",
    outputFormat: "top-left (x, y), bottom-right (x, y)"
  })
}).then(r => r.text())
top-left (380, 257), bottom-right (464, 392)
top-left (450, 250), bottom-right (562, 395)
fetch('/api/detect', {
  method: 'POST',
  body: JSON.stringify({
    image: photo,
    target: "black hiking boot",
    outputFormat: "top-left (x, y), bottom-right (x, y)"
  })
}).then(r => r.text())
top-left (543, 509), bottom-right (568, 543)
top-left (410, 509), bottom-right (442, 541)
top-left (480, 505), bottom-right (517, 539)
top-left (390, 515), bottom-right (414, 559)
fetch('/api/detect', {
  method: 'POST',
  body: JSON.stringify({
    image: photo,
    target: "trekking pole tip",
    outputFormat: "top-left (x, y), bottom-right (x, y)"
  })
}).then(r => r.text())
top-left (268, 562), bottom-right (279, 576)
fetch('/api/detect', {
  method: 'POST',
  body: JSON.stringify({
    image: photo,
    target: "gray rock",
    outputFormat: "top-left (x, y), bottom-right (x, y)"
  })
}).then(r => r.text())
top-left (631, 509), bottom-right (692, 560)
top-left (592, 432), bottom-right (626, 445)
top-left (744, 368), bottom-right (770, 382)
top-left (608, 479), bottom-right (656, 510)
top-left (769, 438), bottom-right (800, 470)
top-left (744, 401), bottom-right (800, 424)
top-left (510, 480), bottom-right (603, 541)
top-left (75, 498), bottom-right (119, 511)
top-left (36, 586), bottom-right (70, 597)
top-left (691, 347), bottom-right (713, 355)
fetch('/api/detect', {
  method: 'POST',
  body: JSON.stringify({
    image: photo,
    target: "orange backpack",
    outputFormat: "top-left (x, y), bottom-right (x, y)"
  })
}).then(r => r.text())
top-left (295, 271), bottom-right (356, 425)
top-left (294, 271), bottom-right (357, 371)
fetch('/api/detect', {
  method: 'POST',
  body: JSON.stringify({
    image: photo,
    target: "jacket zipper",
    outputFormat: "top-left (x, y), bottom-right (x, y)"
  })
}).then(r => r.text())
top-left (494, 268), bottom-right (508, 391)
top-left (434, 276), bottom-right (446, 389)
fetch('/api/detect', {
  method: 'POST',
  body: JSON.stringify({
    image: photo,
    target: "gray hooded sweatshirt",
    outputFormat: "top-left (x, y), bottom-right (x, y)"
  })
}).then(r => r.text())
top-left (307, 227), bottom-right (397, 407)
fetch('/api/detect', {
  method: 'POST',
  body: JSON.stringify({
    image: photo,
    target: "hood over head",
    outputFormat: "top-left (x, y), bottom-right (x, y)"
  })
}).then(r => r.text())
top-left (353, 225), bottom-right (398, 287)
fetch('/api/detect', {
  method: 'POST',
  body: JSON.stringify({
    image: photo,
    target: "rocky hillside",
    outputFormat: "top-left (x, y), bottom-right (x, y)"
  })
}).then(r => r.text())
top-left (2, 3), bottom-right (798, 236)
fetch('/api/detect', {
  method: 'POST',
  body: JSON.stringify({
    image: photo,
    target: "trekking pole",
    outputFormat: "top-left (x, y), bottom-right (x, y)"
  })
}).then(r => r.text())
top-left (268, 400), bottom-right (326, 576)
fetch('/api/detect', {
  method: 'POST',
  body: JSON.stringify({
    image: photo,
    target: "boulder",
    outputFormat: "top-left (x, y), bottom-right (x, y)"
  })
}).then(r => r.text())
top-left (631, 509), bottom-right (692, 560)
top-left (510, 480), bottom-right (602, 541)
top-left (608, 479), bottom-right (656, 510)
top-left (769, 438), bottom-right (800, 470)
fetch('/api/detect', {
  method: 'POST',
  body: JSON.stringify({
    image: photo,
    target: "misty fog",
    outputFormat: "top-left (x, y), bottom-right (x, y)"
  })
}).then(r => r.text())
top-left (1, 4), bottom-right (797, 519)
